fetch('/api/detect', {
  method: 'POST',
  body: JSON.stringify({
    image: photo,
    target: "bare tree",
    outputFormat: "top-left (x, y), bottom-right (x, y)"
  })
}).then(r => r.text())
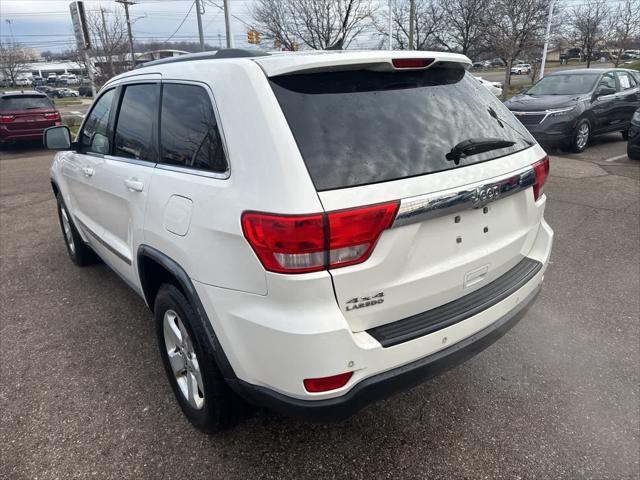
top-left (438, 0), bottom-right (490, 58)
top-left (571, 0), bottom-right (610, 68)
top-left (384, 0), bottom-right (443, 50)
top-left (0, 42), bottom-right (29, 87)
top-left (86, 8), bottom-right (129, 78)
top-left (486, 0), bottom-right (550, 87)
top-left (609, 0), bottom-right (640, 66)
top-left (251, 0), bottom-right (299, 50)
top-left (252, 0), bottom-right (377, 50)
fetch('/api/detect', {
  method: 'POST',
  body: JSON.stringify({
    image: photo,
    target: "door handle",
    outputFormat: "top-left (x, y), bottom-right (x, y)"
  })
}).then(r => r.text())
top-left (82, 167), bottom-right (94, 177)
top-left (124, 178), bottom-right (144, 192)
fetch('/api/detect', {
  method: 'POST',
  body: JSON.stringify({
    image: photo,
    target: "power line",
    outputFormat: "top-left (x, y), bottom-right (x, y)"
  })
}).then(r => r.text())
top-left (164, 1), bottom-right (196, 42)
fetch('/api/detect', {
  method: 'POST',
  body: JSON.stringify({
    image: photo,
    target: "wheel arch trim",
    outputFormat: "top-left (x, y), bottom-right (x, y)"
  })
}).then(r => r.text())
top-left (137, 244), bottom-right (238, 381)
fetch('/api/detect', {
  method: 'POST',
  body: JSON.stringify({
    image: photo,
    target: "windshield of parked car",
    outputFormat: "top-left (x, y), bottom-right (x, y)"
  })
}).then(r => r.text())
top-left (270, 67), bottom-right (533, 191)
top-left (0, 95), bottom-right (53, 111)
top-left (526, 73), bottom-right (599, 95)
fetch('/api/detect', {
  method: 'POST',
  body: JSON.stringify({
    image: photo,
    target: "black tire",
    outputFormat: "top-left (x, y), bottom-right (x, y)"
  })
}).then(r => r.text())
top-left (55, 193), bottom-right (98, 266)
top-left (570, 118), bottom-right (591, 153)
top-left (154, 283), bottom-right (244, 433)
top-left (621, 130), bottom-right (629, 141)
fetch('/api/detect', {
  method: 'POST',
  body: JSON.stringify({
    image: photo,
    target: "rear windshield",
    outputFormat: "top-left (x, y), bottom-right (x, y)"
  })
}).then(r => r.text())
top-left (270, 66), bottom-right (533, 191)
top-left (527, 74), bottom-right (599, 95)
top-left (0, 95), bottom-right (53, 111)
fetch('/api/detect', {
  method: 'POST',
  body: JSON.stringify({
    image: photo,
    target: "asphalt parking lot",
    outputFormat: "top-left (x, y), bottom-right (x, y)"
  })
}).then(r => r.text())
top-left (1, 135), bottom-right (638, 479)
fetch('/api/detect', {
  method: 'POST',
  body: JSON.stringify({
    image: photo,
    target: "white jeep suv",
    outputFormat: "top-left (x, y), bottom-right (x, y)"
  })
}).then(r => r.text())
top-left (45, 49), bottom-right (553, 432)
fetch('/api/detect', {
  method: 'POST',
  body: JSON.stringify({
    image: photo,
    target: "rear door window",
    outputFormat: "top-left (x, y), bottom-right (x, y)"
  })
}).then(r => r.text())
top-left (159, 83), bottom-right (228, 173)
top-left (615, 71), bottom-right (636, 90)
top-left (0, 95), bottom-right (53, 111)
top-left (113, 83), bottom-right (159, 161)
top-left (270, 66), bottom-right (533, 191)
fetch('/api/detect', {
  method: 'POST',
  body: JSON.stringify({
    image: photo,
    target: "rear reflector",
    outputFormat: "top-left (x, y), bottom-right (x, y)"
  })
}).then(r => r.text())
top-left (0, 115), bottom-right (16, 123)
top-left (392, 58), bottom-right (434, 69)
top-left (532, 156), bottom-right (550, 201)
top-left (304, 372), bottom-right (353, 392)
top-left (242, 201), bottom-right (399, 274)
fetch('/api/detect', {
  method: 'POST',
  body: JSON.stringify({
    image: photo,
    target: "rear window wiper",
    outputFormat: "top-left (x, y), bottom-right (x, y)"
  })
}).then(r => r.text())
top-left (445, 138), bottom-right (515, 165)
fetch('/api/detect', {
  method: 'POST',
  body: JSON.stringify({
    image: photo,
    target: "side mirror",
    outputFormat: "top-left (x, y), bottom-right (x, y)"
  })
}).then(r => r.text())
top-left (595, 86), bottom-right (616, 98)
top-left (43, 125), bottom-right (72, 150)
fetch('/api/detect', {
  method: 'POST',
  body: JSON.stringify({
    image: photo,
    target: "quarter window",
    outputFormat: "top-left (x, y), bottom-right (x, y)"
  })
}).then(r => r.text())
top-left (114, 83), bottom-right (159, 161)
top-left (79, 89), bottom-right (115, 155)
top-left (159, 83), bottom-right (227, 173)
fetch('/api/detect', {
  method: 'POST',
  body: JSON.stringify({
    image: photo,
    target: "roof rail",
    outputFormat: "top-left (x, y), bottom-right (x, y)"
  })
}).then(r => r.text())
top-left (136, 48), bottom-right (270, 69)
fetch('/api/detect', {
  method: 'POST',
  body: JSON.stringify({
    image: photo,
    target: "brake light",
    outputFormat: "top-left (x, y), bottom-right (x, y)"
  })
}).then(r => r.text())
top-left (44, 111), bottom-right (61, 121)
top-left (241, 212), bottom-right (325, 273)
top-left (241, 201), bottom-right (399, 274)
top-left (0, 115), bottom-right (15, 123)
top-left (328, 203), bottom-right (399, 268)
top-left (532, 156), bottom-right (550, 201)
top-left (304, 372), bottom-right (353, 392)
top-left (392, 58), bottom-right (434, 69)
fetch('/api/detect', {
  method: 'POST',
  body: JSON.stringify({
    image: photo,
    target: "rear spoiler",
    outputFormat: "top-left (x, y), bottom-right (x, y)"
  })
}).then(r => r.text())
top-left (253, 51), bottom-right (472, 77)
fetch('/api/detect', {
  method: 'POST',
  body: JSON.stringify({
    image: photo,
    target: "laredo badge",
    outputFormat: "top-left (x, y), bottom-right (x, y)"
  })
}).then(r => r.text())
top-left (345, 292), bottom-right (385, 311)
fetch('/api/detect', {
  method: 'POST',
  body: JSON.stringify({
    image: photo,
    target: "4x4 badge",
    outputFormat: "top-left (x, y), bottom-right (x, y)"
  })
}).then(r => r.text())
top-left (345, 292), bottom-right (384, 311)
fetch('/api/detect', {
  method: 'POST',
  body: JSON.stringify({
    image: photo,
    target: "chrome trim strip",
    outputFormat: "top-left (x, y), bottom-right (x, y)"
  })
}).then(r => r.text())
top-left (391, 167), bottom-right (536, 228)
top-left (155, 163), bottom-right (229, 180)
top-left (75, 217), bottom-right (133, 266)
top-left (104, 155), bottom-right (157, 168)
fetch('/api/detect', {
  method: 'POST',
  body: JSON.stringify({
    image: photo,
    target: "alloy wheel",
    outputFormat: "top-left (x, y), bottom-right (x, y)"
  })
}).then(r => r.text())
top-left (576, 123), bottom-right (589, 150)
top-left (60, 206), bottom-right (75, 254)
top-left (163, 309), bottom-right (205, 410)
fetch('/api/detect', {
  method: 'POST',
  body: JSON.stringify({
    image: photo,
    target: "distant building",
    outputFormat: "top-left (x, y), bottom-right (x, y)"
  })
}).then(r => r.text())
top-left (24, 61), bottom-right (88, 77)
top-left (91, 49), bottom-right (189, 73)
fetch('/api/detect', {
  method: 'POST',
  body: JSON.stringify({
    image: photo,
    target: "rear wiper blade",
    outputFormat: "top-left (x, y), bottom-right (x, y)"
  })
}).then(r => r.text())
top-left (487, 106), bottom-right (535, 147)
top-left (445, 138), bottom-right (515, 165)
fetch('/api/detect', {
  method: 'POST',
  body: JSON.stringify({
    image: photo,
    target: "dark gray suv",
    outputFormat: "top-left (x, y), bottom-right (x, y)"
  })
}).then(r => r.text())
top-left (505, 69), bottom-right (640, 152)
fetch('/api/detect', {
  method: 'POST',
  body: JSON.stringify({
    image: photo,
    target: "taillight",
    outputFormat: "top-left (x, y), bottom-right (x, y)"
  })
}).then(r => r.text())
top-left (392, 58), bottom-right (434, 69)
top-left (44, 111), bottom-right (61, 121)
top-left (328, 203), bottom-right (399, 268)
top-left (241, 212), bottom-right (325, 274)
top-left (304, 372), bottom-right (353, 392)
top-left (241, 201), bottom-right (399, 274)
top-left (0, 115), bottom-right (15, 123)
top-left (532, 156), bottom-right (550, 201)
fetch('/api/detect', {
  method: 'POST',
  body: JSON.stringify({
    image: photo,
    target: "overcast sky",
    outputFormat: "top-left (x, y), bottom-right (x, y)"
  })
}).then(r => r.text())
top-left (0, 0), bottom-right (257, 51)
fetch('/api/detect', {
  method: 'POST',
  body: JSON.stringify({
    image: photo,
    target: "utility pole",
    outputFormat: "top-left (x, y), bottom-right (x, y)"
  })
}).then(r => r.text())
top-left (538, 0), bottom-right (555, 81)
top-left (408, 0), bottom-right (415, 50)
top-left (195, 0), bottom-right (205, 52)
top-left (223, 0), bottom-right (233, 48)
top-left (116, 0), bottom-right (136, 70)
top-left (388, 0), bottom-right (393, 50)
top-left (100, 9), bottom-right (115, 77)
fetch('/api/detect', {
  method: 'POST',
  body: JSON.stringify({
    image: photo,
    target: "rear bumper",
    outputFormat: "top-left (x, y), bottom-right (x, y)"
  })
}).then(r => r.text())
top-left (0, 123), bottom-right (60, 142)
top-left (195, 216), bottom-right (552, 417)
top-left (233, 284), bottom-right (540, 420)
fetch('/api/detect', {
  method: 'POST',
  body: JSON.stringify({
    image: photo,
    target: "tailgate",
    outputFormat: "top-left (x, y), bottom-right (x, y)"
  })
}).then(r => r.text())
top-left (4, 109), bottom-right (57, 130)
top-left (319, 146), bottom-right (546, 332)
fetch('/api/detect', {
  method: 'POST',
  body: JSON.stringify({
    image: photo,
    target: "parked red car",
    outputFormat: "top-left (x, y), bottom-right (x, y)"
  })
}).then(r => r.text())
top-left (0, 91), bottom-right (62, 149)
